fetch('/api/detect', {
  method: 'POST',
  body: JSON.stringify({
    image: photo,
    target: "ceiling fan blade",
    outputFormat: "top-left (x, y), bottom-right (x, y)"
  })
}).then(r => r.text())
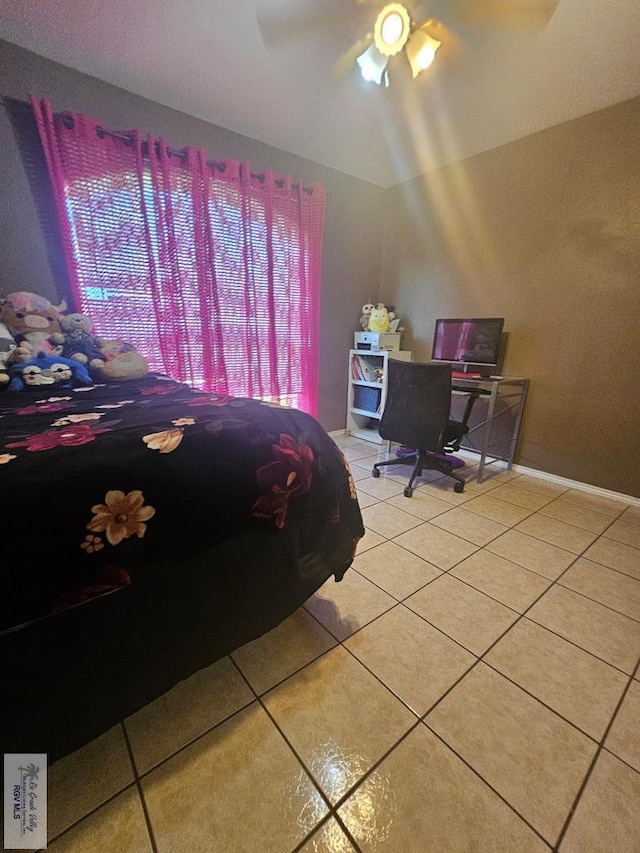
top-left (256, 0), bottom-right (374, 50)
top-left (443, 0), bottom-right (560, 32)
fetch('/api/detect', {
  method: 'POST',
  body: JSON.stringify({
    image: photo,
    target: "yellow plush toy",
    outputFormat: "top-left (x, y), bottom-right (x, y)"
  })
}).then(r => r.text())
top-left (368, 303), bottom-right (393, 333)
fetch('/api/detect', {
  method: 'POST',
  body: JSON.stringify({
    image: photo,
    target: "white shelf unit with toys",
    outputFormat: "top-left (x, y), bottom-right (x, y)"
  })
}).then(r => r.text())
top-left (346, 348), bottom-right (412, 443)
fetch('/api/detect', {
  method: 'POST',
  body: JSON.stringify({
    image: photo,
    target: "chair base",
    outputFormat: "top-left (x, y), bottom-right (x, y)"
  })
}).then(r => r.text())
top-left (372, 449), bottom-right (465, 496)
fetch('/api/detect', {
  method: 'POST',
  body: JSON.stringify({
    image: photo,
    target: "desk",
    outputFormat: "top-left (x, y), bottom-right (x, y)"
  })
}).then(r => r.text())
top-left (451, 376), bottom-right (529, 483)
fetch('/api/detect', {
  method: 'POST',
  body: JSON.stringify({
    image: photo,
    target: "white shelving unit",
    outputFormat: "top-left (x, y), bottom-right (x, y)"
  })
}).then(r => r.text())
top-left (346, 348), bottom-right (412, 443)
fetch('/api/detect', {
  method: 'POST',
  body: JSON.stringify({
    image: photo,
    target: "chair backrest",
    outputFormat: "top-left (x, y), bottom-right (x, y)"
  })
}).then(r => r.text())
top-left (379, 360), bottom-right (452, 451)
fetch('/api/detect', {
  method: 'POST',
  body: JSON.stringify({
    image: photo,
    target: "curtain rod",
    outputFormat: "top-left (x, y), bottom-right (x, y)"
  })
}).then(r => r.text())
top-left (3, 98), bottom-right (313, 195)
top-left (89, 121), bottom-right (313, 195)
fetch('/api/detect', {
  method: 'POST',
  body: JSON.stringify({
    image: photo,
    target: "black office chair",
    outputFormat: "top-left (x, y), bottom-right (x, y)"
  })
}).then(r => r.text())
top-left (372, 360), bottom-right (471, 497)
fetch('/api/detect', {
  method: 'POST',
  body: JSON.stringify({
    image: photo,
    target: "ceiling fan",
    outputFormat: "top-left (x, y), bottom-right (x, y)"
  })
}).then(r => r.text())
top-left (257, 0), bottom-right (561, 87)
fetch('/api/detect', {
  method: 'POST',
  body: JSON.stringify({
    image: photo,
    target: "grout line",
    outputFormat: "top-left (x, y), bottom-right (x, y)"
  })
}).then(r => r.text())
top-left (121, 722), bottom-right (159, 853)
top-left (552, 656), bottom-right (640, 851)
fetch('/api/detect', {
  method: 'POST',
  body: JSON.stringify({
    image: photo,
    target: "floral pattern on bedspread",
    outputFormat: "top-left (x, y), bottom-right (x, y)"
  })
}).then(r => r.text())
top-left (1, 375), bottom-right (364, 632)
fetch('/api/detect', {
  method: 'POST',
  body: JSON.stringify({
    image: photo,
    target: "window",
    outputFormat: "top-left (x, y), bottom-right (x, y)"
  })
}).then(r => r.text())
top-left (30, 97), bottom-right (325, 415)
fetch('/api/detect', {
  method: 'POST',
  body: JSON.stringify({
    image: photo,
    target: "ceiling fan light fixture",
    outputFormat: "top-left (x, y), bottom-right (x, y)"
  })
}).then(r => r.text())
top-left (356, 41), bottom-right (390, 85)
top-left (374, 3), bottom-right (411, 56)
top-left (405, 24), bottom-right (442, 77)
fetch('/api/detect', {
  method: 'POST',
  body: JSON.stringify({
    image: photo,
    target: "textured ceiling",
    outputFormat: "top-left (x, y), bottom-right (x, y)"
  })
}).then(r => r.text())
top-left (1, 0), bottom-right (639, 187)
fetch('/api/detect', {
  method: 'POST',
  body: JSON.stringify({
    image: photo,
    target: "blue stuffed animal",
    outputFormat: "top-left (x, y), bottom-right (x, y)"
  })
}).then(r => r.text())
top-left (8, 352), bottom-right (93, 391)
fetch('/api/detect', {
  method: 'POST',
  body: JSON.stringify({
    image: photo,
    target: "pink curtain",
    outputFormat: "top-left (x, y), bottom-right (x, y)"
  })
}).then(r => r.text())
top-left (30, 96), bottom-right (324, 416)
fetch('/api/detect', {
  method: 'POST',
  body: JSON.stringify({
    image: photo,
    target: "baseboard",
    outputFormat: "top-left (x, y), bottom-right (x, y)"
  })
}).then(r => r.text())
top-left (456, 449), bottom-right (640, 507)
top-left (332, 434), bottom-right (640, 507)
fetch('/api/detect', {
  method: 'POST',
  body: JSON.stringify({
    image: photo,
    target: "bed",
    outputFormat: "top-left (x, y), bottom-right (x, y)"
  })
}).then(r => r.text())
top-left (1, 374), bottom-right (364, 762)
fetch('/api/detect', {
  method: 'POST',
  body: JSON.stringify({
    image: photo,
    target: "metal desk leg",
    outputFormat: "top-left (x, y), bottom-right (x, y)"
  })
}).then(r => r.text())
top-left (477, 380), bottom-right (499, 483)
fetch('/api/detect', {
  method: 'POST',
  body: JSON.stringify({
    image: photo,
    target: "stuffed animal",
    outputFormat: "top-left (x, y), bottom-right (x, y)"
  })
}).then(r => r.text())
top-left (368, 303), bottom-right (395, 333)
top-left (0, 321), bottom-right (17, 389)
top-left (359, 303), bottom-right (374, 331)
top-left (91, 339), bottom-right (148, 381)
top-left (1, 291), bottom-right (67, 363)
top-left (8, 352), bottom-right (93, 391)
top-left (50, 313), bottom-right (106, 368)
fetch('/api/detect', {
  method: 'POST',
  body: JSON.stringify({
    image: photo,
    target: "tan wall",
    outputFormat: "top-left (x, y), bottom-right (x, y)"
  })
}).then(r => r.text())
top-left (0, 39), bottom-right (383, 431)
top-left (382, 97), bottom-right (640, 496)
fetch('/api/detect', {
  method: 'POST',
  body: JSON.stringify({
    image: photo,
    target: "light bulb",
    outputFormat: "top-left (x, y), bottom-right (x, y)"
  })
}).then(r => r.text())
top-left (380, 11), bottom-right (403, 46)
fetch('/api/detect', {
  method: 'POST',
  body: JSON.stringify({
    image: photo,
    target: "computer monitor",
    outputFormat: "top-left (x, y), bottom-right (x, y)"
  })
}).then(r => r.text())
top-left (431, 317), bottom-right (505, 376)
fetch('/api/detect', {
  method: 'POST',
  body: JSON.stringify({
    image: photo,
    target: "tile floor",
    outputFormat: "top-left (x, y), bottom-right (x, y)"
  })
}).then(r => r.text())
top-left (41, 436), bottom-right (640, 852)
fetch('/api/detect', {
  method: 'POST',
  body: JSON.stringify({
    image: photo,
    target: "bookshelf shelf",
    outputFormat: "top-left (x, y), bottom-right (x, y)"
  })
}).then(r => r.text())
top-left (346, 348), bottom-right (412, 443)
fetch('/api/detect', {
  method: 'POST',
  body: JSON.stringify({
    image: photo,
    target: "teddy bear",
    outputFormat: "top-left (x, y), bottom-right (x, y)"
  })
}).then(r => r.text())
top-left (0, 291), bottom-right (67, 363)
top-left (90, 339), bottom-right (149, 381)
top-left (49, 313), bottom-right (106, 369)
top-left (8, 352), bottom-right (93, 391)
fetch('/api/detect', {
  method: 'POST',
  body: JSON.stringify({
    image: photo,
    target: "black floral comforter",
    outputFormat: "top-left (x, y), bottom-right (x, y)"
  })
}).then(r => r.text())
top-left (0, 375), bottom-right (364, 633)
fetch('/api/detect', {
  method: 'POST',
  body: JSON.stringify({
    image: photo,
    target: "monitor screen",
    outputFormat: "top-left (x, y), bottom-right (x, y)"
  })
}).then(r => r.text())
top-left (431, 318), bottom-right (505, 368)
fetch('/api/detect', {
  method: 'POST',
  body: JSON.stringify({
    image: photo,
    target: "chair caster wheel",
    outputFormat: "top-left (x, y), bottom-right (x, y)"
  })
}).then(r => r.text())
top-left (403, 486), bottom-right (413, 498)
top-left (454, 482), bottom-right (465, 493)
top-left (372, 468), bottom-right (380, 478)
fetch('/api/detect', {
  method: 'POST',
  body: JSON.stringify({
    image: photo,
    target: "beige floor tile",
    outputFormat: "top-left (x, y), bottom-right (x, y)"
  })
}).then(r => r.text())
top-left (299, 817), bottom-right (357, 852)
top-left (349, 462), bottom-right (375, 482)
top-left (418, 478), bottom-right (475, 505)
top-left (393, 522), bottom-right (478, 570)
top-left (605, 680), bottom-right (640, 772)
top-left (620, 505), bottom-right (640, 526)
top-left (473, 467), bottom-right (523, 486)
top-left (143, 703), bottom-right (327, 853)
top-left (426, 663), bottom-right (597, 844)
top-left (462, 493), bottom-right (533, 526)
top-left (343, 444), bottom-right (380, 463)
top-left (527, 585), bottom-right (640, 674)
top-left (510, 475), bottom-right (568, 498)
top-left (47, 787), bottom-right (151, 853)
top-left (455, 470), bottom-right (501, 495)
top-left (484, 483), bottom-right (554, 511)
top-left (125, 655), bottom-right (254, 774)
top-left (351, 540), bottom-right (441, 600)
top-left (360, 501), bottom-right (423, 539)
top-left (429, 507), bottom-right (509, 547)
top-left (559, 558), bottom-right (640, 621)
top-left (231, 608), bottom-right (336, 695)
top-left (262, 646), bottom-right (416, 803)
top-left (354, 488), bottom-right (379, 508)
top-left (486, 529), bottom-right (576, 580)
top-left (405, 574), bottom-right (518, 655)
top-left (385, 491), bottom-right (452, 521)
top-left (486, 618), bottom-right (628, 740)
top-left (356, 476), bottom-right (407, 501)
top-left (338, 725), bottom-right (549, 853)
top-left (539, 499), bottom-right (613, 534)
top-left (451, 550), bottom-right (551, 612)
top-left (514, 514), bottom-right (599, 554)
top-left (356, 527), bottom-right (386, 553)
top-left (304, 568), bottom-right (395, 641)
top-left (605, 518), bottom-right (640, 549)
top-left (559, 750), bottom-right (640, 852)
top-left (582, 536), bottom-right (640, 580)
top-left (344, 604), bottom-right (475, 716)
top-left (48, 726), bottom-right (134, 841)
top-left (557, 488), bottom-right (628, 517)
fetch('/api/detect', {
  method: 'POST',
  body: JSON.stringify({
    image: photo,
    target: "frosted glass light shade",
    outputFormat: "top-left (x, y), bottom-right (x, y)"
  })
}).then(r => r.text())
top-left (356, 42), bottom-right (390, 84)
top-left (405, 26), bottom-right (442, 77)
